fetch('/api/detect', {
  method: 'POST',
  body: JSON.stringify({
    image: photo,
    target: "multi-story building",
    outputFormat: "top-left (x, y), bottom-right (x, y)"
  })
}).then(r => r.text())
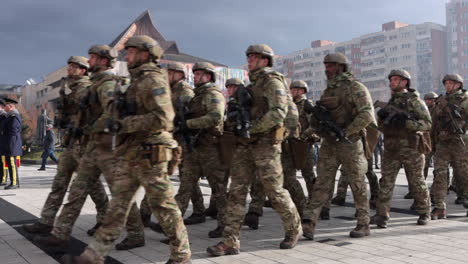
top-left (446, 0), bottom-right (468, 80)
top-left (274, 21), bottom-right (447, 102)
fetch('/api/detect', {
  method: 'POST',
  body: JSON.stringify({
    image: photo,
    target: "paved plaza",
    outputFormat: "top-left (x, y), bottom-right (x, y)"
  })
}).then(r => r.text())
top-left (0, 164), bottom-right (467, 264)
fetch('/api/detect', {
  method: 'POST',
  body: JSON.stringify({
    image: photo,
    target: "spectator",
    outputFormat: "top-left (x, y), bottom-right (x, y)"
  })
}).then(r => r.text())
top-left (38, 124), bottom-right (58, 171)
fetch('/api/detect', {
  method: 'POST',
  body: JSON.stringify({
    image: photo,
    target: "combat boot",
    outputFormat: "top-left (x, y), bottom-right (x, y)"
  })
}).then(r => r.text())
top-left (86, 223), bottom-right (101, 236)
top-left (430, 208), bottom-right (446, 220)
top-left (417, 213), bottom-right (430, 225)
top-left (331, 196), bottom-right (345, 206)
top-left (206, 242), bottom-right (240, 256)
top-left (205, 206), bottom-right (218, 219)
top-left (22, 221), bottom-right (53, 234)
top-left (370, 215), bottom-right (388, 228)
top-left (140, 212), bottom-right (151, 227)
top-left (35, 233), bottom-right (70, 248)
top-left (404, 192), bottom-right (413, 199)
top-left (302, 220), bottom-right (315, 240)
top-left (243, 212), bottom-right (259, 230)
top-left (165, 259), bottom-right (191, 264)
top-left (115, 237), bottom-right (145, 250)
top-left (279, 232), bottom-right (300, 249)
top-left (183, 213), bottom-right (206, 225)
top-left (208, 226), bottom-right (224, 238)
top-left (349, 224), bottom-right (370, 238)
top-left (319, 207), bottom-right (330, 220)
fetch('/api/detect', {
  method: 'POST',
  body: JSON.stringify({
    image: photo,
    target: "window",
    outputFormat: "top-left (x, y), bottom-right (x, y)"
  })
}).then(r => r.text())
top-left (401, 32), bottom-right (411, 38)
top-left (401, 43), bottom-right (410, 49)
top-left (389, 57), bottom-right (398, 63)
top-left (389, 46), bottom-right (398, 52)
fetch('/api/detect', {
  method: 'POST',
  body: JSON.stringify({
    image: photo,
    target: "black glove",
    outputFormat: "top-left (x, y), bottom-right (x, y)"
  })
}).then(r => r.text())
top-left (104, 119), bottom-right (122, 133)
top-left (377, 108), bottom-right (390, 120)
top-left (390, 112), bottom-right (409, 127)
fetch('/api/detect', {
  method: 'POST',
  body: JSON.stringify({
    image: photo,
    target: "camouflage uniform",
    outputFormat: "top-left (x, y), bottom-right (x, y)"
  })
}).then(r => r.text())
top-left (221, 67), bottom-right (301, 249)
top-left (51, 70), bottom-right (144, 244)
top-left (38, 76), bottom-right (109, 227)
top-left (431, 88), bottom-right (468, 212)
top-left (295, 94), bottom-right (318, 198)
top-left (140, 80), bottom-right (205, 218)
top-left (174, 79), bottom-right (226, 229)
top-left (302, 71), bottom-right (374, 233)
top-left (375, 90), bottom-right (431, 220)
top-left (82, 59), bottom-right (191, 263)
top-left (424, 103), bottom-right (436, 179)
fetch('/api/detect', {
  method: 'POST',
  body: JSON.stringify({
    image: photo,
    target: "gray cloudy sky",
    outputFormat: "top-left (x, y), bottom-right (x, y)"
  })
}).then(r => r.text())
top-left (0, 0), bottom-right (446, 84)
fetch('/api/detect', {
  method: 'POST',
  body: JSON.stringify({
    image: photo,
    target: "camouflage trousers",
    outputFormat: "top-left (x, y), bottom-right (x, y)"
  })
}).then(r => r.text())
top-left (423, 151), bottom-right (434, 179)
top-left (51, 143), bottom-right (143, 241)
top-left (85, 144), bottom-right (190, 262)
top-left (432, 138), bottom-right (468, 209)
top-left (222, 139), bottom-right (301, 249)
top-left (140, 147), bottom-right (205, 217)
top-left (303, 139), bottom-right (369, 225)
top-left (175, 142), bottom-right (226, 227)
top-left (335, 158), bottom-right (380, 201)
top-left (40, 146), bottom-right (108, 226)
top-left (376, 147), bottom-right (430, 217)
top-left (246, 140), bottom-right (307, 217)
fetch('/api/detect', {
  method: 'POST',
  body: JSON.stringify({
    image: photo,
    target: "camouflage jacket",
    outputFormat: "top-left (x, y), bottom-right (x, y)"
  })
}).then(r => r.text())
top-left (316, 72), bottom-right (375, 139)
top-left (83, 70), bottom-right (117, 136)
top-left (171, 80), bottom-right (194, 105)
top-left (432, 89), bottom-right (468, 142)
top-left (63, 76), bottom-right (92, 129)
top-left (117, 62), bottom-right (176, 148)
top-left (294, 94), bottom-right (319, 141)
top-left (379, 90), bottom-right (432, 148)
top-left (247, 67), bottom-right (288, 135)
top-left (284, 94), bottom-right (299, 138)
top-left (186, 82), bottom-right (225, 135)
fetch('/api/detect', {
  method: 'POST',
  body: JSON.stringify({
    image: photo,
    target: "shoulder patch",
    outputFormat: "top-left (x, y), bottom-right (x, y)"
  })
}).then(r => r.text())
top-left (152, 87), bottom-right (167, 96)
top-left (356, 91), bottom-right (366, 97)
top-left (275, 89), bottom-right (286, 96)
top-left (211, 98), bottom-right (220, 104)
top-left (107, 91), bottom-right (114, 97)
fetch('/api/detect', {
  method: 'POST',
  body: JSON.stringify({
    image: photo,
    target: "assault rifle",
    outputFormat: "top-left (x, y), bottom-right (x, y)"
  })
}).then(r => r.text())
top-left (233, 85), bottom-right (252, 138)
top-left (374, 100), bottom-right (421, 126)
top-left (104, 80), bottom-right (125, 150)
top-left (305, 101), bottom-right (351, 143)
top-left (173, 98), bottom-right (200, 152)
top-left (446, 103), bottom-right (466, 146)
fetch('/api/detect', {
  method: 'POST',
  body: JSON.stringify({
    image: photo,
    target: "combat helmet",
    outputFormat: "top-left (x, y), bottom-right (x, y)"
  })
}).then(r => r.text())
top-left (388, 69), bottom-right (411, 87)
top-left (88, 45), bottom-right (118, 67)
top-left (67, 56), bottom-right (89, 69)
top-left (442, 74), bottom-right (463, 89)
top-left (124, 35), bottom-right (164, 61)
top-left (323, 53), bottom-right (349, 71)
top-left (290, 80), bottom-right (308, 92)
top-left (225, 78), bottom-right (244, 87)
top-left (167, 62), bottom-right (186, 78)
top-left (424, 92), bottom-right (438, 100)
top-left (193, 62), bottom-right (217, 82)
top-left (245, 44), bottom-right (275, 67)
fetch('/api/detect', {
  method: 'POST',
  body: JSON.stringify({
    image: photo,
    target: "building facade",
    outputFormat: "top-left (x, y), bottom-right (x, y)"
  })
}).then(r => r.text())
top-left (274, 21), bottom-right (447, 101)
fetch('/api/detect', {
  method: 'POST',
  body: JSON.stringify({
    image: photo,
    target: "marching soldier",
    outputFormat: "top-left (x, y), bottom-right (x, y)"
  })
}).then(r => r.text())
top-left (63, 36), bottom-right (191, 264)
top-left (0, 96), bottom-right (22, 189)
top-left (0, 98), bottom-right (7, 185)
top-left (207, 44), bottom-right (301, 256)
top-left (431, 74), bottom-right (468, 219)
top-left (371, 69), bottom-right (431, 228)
top-left (23, 56), bottom-right (109, 235)
top-left (423, 92), bottom-right (438, 179)
top-left (174, 61), bottom-right (227, 238)
top-left (36, 45), bottom-right (145, 252)
top-left (140, 62), bottom-right (206, 227)
top-left (301, 53), bottom-right (375, 240)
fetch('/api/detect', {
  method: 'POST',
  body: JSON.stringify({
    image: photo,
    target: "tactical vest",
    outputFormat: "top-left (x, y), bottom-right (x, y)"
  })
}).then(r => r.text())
top-left (189, 82), bottom-right (223, 135)
top-left (65, 77), bottom-right (91, 117)
top-left (319, 76), bottom-right (358, 128)
top-left (296, 96), bottom-right (312, 132)
top-left (382, 93), bottom-right (416, 139)
top-left (249, 70), bottom-right (287, 122)
top-left (84, 72), bottom-right (116, 127)
top-left (434, 90), bottom-right (468, 139)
